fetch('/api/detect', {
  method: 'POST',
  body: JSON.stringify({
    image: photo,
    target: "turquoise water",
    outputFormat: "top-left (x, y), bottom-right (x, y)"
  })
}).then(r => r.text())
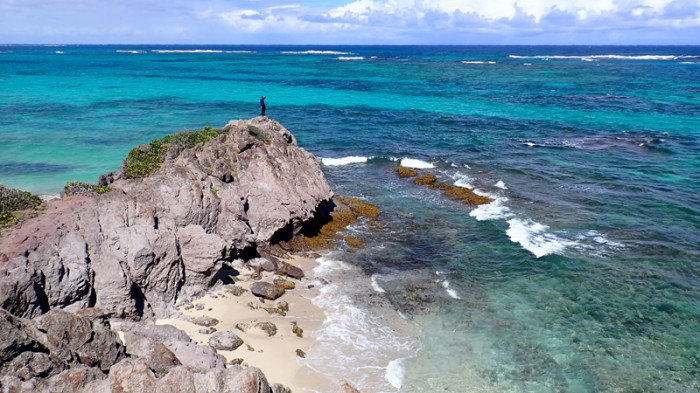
top-left (1, 45), bottom-right (699, 392)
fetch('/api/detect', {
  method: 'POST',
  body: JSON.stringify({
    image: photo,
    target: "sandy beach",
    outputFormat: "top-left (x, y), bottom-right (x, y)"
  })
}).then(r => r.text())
top-left (157, 255), bottom-right (340, 392)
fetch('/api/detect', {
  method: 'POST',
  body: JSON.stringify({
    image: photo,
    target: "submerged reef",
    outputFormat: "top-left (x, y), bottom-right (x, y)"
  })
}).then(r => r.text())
top-left (396, 165), bottom-right (493, 206)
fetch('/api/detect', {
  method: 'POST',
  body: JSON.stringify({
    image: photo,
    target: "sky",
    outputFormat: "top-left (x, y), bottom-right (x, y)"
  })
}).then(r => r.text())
top-left (0, 0), bottom-right (698, 45)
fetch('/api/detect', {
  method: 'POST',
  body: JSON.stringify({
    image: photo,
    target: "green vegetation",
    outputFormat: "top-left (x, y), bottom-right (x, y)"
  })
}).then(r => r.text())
top-left (63, 181), bottom-right (113, 196)
top-left (124, 126), bottom-right (225, 179)
top-left (162, 126), bottom-right (223, 149)
top-left (0, 184), bottom-right (43, 226)
top-left (247, 125), bottom-right (269, 142)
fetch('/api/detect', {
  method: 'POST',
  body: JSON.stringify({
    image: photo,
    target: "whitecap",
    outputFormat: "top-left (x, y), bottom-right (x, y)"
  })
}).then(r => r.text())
top-left (469, 197), bottom-right (513, 221)
top-left (152, 49), bottom-right (223, 53)
top-left (338, 56), bottom-right (364, 61)
top-left (400, 158), bottom-right (434, 169)
top-left (320, 156), bottom-right (370, 166)
top-left (506, 219), bottom-right (577, 258)
top-left (308, 257), bottom-right (416, 392)
top-left (116, 50), bottom-right (145, 54)
top-left (385, 358), bottom-right (406, 389)
top-left (451, 172), bottom-right (474, 189)
top-left (281, 50), bottom-right (354, 55)
top-left (494, 180), bottom-right (507, 189)
top-left (225, 50), bottom-right (255, 53)
top-left (371, 274), bottom-right (386, 293)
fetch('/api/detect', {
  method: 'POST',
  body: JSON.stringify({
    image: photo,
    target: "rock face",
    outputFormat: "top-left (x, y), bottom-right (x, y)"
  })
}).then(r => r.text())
top-left (0, 308), bottom-right (126, 383)
top-left (0, 117), bottom-right (333, 320)
top-left (0, 309), bottom-right (288, 393)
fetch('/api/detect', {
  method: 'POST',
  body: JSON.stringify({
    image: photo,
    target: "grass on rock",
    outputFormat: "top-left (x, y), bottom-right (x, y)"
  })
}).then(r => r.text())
top-left (124, 126), bottom-right (225, 178)
top-left (0, 184), bottom-right (43, 226)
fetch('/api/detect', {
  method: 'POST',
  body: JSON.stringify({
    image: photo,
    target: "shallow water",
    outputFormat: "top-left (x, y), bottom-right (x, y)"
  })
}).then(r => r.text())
top-left (1, 45), bottom-right (699, 392)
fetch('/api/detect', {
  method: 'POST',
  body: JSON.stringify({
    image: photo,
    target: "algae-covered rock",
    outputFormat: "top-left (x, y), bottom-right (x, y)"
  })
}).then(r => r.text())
top-left (396, 166), bottom-right (418, 178)
top-left (413, 174), bottom-right (438, 185)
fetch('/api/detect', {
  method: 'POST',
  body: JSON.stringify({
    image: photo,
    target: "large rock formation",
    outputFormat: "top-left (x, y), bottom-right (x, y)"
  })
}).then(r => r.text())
top-left (0, 117), bottom-right (333, 320)
top-left (0, 308), bottom-right (289, 393)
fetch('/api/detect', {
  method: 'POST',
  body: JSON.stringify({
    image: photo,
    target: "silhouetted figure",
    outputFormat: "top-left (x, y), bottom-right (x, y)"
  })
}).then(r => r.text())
top-left (260, 95), bottom-right (266, 117)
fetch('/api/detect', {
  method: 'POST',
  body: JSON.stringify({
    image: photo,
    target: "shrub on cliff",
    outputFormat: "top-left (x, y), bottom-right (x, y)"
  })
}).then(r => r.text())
top-left (0, 184), bottom-right (42, 225)
top-left (64, 181), bottom-right (113, 196)
top-left (124, 126), bottom-right (225, 178)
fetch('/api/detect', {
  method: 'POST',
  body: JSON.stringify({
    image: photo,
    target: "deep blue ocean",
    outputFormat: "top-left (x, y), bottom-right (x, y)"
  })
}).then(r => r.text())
top-left (1, 45), bottom-right (699, 392)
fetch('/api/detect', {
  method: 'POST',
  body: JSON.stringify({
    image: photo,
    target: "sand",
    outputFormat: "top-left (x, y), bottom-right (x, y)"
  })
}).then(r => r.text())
top-left (156, 255), bottom-right (339, 392)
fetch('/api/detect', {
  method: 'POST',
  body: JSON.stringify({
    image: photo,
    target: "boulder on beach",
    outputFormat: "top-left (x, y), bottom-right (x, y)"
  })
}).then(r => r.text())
top-left (208, 331), bottom-right (245, 351)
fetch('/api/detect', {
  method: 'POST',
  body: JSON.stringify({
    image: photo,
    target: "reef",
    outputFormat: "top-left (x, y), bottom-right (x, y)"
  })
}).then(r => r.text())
top-left (398, 167), bottom-right (493, 206)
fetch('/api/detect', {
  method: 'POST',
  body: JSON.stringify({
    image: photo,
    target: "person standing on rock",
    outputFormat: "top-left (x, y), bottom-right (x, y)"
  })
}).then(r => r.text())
top-left (260, 95), bottom-right (266, 117)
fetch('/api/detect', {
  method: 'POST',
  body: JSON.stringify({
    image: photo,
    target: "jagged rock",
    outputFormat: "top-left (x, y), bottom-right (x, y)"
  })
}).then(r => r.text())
top-left (273, 278), bottom-right (296, 290)
top-left (189, 315), bottom-right (219, 327)
top-left (177, 225), bottom-right (228, 286)
top-left (35, 310), bottom-right (126, 372)
top-left (198, 327), bottom-right (216, 335)
top-left (274, 260), bottom-right (305, 279)
top-left (208, 331), bottom-right (244, 351)
top-left (250, 282), bottom-right (286, 300)
top-left (0, 309), bottom-right (125, 382)
top-left (0, 117), bottom-right (333, 320)
top-left (247, 257), bottom-right (277, 272)
top-left (341, 380), bottom-right (362, 393)
top-left (291, 321), bottom-right (303, 338)
top-left (36, 366), bottom-right (105, 393)
top-left (126, 338), bottom-right (181, 377)
top-left (228, 286), bottom-right (247, 296)
top-left (116, 322), bottom-right (226, 373)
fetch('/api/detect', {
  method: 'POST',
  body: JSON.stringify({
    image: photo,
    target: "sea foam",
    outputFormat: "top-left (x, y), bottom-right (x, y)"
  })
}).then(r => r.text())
top-left (338, 57), bottom-right (365, 61)
top-left (506, 218), bottom-right (577, 258)
top-left (371, 274), bottom-right (386, 293)
top-left (400, 158), bottom-right (434, 169)
top-left (281, 50), bottom-right (354, 55)
top-left (509, 54), bottom-right (694, 61)
top-left (308, 257), bottom-right (416, 392)
top-left (152, 49), bottom-right (223, 53)
top-left (320, 156), bottom-right (370, 166)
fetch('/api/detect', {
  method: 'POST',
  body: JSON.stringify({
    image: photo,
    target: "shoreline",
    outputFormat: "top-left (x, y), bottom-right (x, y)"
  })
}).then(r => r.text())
top-left (156, 253), bottom-right (419, 393)
top-left (157, 255), bottom-right (337, 393)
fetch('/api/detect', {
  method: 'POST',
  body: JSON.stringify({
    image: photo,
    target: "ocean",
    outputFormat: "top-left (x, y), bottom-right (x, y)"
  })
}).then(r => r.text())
top-left (1, 45), bottom-right (699, 392)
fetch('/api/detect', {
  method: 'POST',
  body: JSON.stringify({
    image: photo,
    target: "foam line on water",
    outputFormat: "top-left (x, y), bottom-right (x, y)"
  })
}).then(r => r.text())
top-left (371, 274), bottom-right (386, 293)
top-left (320, 156), bottom-right (370, 166)
top-left (506, 218), bottom-right (578, 258)
top-left (400, 158), bottom-right (434, 169)
top-left (281, 50), bottom-right (354, 55)
top-left (308, 257), bottom-right (416, 392)
top-left (436, 271), bottom-right (460, 300)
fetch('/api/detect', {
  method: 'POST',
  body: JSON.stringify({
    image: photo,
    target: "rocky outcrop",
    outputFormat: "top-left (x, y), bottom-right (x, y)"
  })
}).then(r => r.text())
top-left (0, 308), bottom-right (126, 383)
top-left (0, 117), bottom-right (333, 320)
top-left (0, 309), bottom-right (289, 393)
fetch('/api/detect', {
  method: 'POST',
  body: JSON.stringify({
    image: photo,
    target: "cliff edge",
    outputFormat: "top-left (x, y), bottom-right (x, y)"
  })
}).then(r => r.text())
top-left (0, 117), bottom-right (333, 320)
